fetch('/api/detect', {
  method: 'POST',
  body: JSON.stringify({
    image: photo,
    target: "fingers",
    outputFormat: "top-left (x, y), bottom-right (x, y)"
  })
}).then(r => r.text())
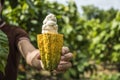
top-left (57, 61), bottom-right (72, 71)
top-left (37, 54), bottom-right (41, 60)
top-left (31, 53), bottom-right (42, 70)
top-left (61, 52), bottom-right (73, 61)
top-left (31, 59), bottom-right (42, 70)
top-left (26, 50), bottom-right (40, 66)
top-left (52, 47), bottom-right (72, 74)
top-left (52, 61), bottom-right (72, 74)
top-left (62, 47), bottom-right (70, 55)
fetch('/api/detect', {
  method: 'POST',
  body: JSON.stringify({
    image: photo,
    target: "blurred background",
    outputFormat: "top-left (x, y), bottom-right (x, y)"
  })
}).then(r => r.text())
top-left (0, 0), bottom-right (120, 80)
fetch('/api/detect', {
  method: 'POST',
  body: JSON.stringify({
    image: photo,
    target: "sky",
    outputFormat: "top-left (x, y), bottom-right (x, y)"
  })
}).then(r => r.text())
top-left (50, 0), bottom-right (120, 13)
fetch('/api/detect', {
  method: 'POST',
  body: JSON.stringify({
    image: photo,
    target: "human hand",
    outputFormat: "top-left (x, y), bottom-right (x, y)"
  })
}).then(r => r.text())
top-left (30, 47), bottom-right (73, 73)
top-left (53, 47), bottom-right (73, 74)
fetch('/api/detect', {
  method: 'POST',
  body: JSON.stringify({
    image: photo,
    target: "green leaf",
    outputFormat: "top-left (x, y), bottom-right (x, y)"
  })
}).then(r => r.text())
top-left (0, 30), bottom-right (9, 73)
top-left (113, 44), bottom-right (120, 50)
top-left (9, 0), bottom-right (18, 9)
top-left (0, 64), bottom-right (4, 73)
top-left (111, 52), bottom-right (119, 62)
top-left (69, 68), bottom-right (77, 77)
top-left (26, 0), bottom-right (38, 14)
top-left (77, 35), bottom-right (83, 41)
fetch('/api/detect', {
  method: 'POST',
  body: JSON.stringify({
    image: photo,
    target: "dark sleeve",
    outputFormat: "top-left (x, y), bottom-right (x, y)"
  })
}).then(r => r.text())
top-left (1, 24), bottom-right (30, 80)
top-left (1, 24), bottom-right (30, 45)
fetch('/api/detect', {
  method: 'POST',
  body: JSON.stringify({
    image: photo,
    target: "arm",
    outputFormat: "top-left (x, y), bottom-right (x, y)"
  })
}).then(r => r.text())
top-left (0, 23), bottom-right (42, 69)
top-left (18, 39), bottom-right (42, 70)
top-left (1, 22), bottom-right (72, 72)
top-left (18, 38), bottom-right (36, 58)
top-left (18, 39), bottom-right (73, 73)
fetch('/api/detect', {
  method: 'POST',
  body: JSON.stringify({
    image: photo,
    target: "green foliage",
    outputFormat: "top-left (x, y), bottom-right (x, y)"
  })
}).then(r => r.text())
top-left (82, 5), bottom-right (118, 22)
top-left (91, 73), bottom-right (120, 80)
top-left (0, 0), bottom-right (120, 80)
top-left (0, 30), bottom-right (9, 73)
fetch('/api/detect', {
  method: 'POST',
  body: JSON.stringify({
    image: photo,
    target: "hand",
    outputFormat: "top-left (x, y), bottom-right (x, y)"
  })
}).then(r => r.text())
top-left (30, 47), bottom-right (73, 73)
top-left (53, 47), bottom-right (73, 74)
